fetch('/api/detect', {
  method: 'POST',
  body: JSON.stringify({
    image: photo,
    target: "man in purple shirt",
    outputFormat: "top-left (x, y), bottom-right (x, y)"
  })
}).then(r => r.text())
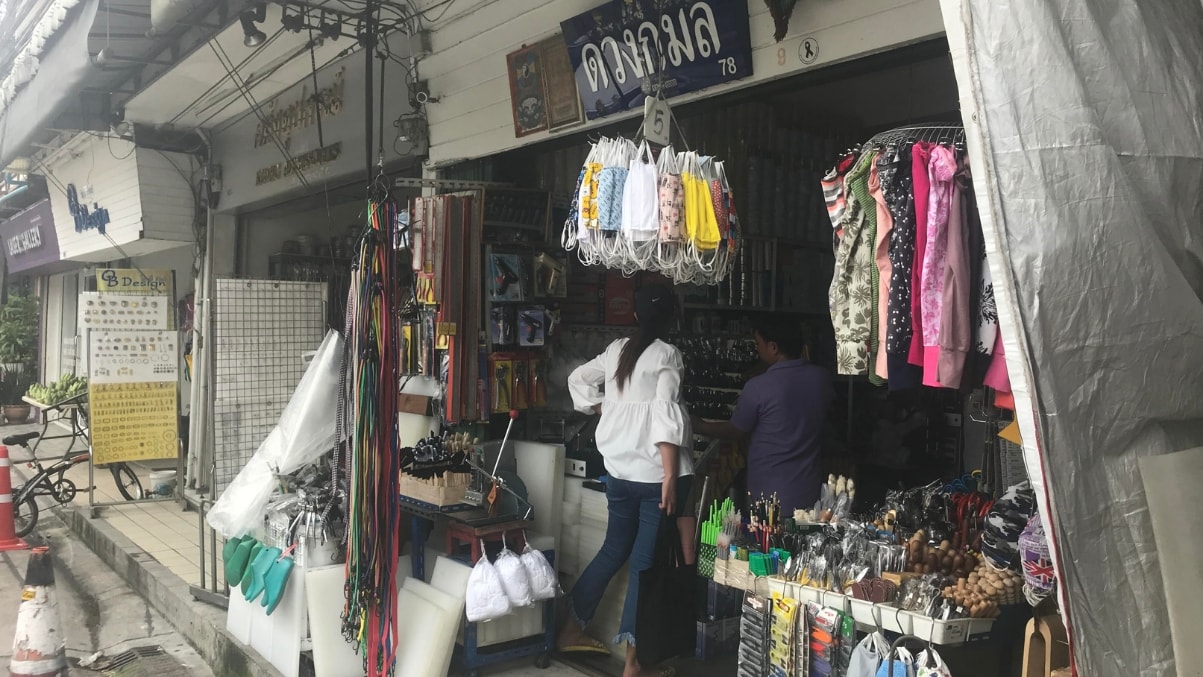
top-left (694, 317), bottom-right (833, 516)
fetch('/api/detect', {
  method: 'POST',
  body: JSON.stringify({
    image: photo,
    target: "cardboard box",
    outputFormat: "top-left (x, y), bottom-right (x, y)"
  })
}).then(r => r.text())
top-left (397, 393), bottom-right (432, 415)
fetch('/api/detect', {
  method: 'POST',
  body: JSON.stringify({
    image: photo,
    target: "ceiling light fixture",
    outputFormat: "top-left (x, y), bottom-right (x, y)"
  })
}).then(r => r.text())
top-left (240, 2), bottom-right (267, 48)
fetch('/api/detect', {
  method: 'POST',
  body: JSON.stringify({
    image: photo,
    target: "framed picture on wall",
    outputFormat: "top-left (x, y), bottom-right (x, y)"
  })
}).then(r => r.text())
top-left (505, 44), bottom-right (550, 138)
top-left (538, 34), bottom-right (584, 130)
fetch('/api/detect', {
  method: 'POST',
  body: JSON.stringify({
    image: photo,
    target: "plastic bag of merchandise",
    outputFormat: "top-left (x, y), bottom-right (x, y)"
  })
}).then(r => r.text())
top-left (520, 543), bottom-right (561, 601)
top-left (848, 632), bottom-right (891, 677)
top-left (915, 648), bottom-right (952, 677)
top-left (494, 540), bottom-right (534, 607)
top-left (874, 646), bottom-right (915, 677)
top-left (466, 553), bottom-right (512, 622)
top-left (207, 330), bottom-right (343, 538)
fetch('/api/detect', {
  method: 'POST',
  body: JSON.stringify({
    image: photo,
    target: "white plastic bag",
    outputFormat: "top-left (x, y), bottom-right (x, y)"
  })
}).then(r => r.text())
top-left (848, 631), bottom-right (890, 677)
top-left (519, 544), bottom-right (561, 601)
top-left (207, 330), bottom-right (344, 538)
top-left (465, 554), bottom-right (512, 622)
top-left (915, 648), bottom-right (952, 677)
top-left (494, 543), bottom-right (534, 608)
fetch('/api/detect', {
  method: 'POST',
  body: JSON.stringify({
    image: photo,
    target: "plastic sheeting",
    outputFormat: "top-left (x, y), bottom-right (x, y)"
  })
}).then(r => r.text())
top-left (207, 330), bottom-right (344, 538)
top-left (940, 1), bottom-right (1203, 675)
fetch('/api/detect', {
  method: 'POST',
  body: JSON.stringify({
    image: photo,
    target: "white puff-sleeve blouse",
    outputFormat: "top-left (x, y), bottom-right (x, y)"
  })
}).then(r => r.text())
top-left (567, 338), bottom-right (694, 483)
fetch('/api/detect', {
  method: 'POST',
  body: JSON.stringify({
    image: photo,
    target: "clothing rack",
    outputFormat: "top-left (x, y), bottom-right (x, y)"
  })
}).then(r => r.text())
top-left (860, 123), bottom-right (966, 152)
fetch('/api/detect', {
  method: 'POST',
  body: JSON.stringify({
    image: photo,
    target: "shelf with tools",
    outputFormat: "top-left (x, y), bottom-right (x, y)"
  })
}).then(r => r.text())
top-left (678, 237), bottom-right (834, 317)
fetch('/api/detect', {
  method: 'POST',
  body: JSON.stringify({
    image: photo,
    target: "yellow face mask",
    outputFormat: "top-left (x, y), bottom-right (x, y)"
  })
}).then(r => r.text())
top-left (683, 168), bottom-right (721, 251)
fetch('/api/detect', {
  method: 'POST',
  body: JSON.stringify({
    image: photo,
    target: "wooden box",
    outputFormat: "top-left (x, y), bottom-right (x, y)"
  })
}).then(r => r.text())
top-left (398, 471), bottom-right (472, 506)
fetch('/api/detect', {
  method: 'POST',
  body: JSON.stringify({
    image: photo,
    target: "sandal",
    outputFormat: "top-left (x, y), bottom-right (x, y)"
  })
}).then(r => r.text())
top-left (557, 636), bottom-right (609, 655)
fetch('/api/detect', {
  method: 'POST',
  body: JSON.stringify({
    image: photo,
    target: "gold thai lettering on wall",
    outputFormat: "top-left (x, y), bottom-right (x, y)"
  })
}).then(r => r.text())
top-left (253, 67), bottom-right (346, 148)
top-left (255, 143), bottom-right (342, 186)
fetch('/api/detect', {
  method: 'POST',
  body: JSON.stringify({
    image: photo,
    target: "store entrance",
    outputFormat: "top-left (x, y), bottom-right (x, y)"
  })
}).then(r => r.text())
top-left (453, 38), bottom-right (1032, 677)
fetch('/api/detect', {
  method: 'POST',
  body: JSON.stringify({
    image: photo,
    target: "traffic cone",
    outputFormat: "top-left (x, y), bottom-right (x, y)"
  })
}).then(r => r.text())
top-left (9, 547), bottom-right (66, 677)
top-left (0, 445), bottom-right (28, 552)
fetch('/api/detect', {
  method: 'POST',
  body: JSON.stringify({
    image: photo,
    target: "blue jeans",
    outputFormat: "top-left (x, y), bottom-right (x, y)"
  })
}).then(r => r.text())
top-left (568, 475), bottom-right (692, 646)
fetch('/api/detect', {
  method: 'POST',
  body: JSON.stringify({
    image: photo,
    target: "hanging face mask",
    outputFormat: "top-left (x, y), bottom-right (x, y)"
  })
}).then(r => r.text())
top-left (620, 140), bottom-right (660, 242)
top-left (682, 152), bottom-right (721, 252)
top-left (657, 144), bottom-right (684, 243)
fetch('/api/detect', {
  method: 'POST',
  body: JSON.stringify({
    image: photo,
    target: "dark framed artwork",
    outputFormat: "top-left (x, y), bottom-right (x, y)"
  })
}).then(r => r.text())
top-left (538, 34), bottom-right (584, 130)
top-left (506, 44), bottom-right (550, 138)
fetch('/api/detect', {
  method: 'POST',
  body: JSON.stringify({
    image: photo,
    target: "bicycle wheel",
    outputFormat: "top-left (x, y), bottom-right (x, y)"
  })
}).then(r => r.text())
top-left (53, 479), bottom-right (77, 504)
top-left (112, 464), bottom-right (144, 501)
top-left (14, 495), bottom-right (38, 537)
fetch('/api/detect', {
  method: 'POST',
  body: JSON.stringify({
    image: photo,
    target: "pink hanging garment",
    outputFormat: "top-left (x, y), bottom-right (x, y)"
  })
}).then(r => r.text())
top-left (983, 332), bottom-right (1011, 393)
top-left (938, 160), bottom-right (973, 389)
top-left (920, 146), bottom-right (958, 387)
top-left (868, 163), bottom-right (893, 381)
top-left (907, 143), bottom-right (933, 368)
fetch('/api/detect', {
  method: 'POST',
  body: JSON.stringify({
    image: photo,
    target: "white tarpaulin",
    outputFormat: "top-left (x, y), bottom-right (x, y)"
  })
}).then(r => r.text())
top-left (940, 1), bottom-right (1203, 675)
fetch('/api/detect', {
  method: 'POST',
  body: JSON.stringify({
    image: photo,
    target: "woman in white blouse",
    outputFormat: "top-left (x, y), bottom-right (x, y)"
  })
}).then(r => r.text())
top-left (558, 284), bottom-right (693, 677)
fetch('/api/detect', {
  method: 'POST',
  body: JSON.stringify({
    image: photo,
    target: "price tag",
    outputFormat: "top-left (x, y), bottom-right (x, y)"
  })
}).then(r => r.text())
top-left (642, 96), bottom-right (673, 146)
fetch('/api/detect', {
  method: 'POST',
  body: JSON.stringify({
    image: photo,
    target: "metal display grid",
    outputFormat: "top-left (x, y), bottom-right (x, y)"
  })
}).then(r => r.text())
top-left (211, 279), bottom-right (326, 496)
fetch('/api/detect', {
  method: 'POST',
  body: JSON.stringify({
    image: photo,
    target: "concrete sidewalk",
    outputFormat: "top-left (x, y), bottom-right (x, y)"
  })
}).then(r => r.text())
top-left (0, 514), bottom-right (213, 676)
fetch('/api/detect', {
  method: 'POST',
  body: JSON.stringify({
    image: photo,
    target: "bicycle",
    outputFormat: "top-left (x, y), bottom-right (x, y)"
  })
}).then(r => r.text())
top-left (9, 431), bottom-right (144, 537)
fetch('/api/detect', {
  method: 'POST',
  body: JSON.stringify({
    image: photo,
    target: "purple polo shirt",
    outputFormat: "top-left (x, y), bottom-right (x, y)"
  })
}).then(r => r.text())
top-left (730, 359), bottom-right (833, 516)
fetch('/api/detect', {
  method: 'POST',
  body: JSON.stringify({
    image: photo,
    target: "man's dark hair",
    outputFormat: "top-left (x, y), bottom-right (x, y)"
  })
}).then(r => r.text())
top-left (753, 316), bottom-right (806, 359)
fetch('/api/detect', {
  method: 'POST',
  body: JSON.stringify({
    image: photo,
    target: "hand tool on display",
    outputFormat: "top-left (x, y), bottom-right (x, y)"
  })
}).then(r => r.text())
top-left (493, 257), bottom-right (520, 297)
top-left (487, 409), bottom-right (520, 516)
top-left (520, 311), bottom-right (543, 344)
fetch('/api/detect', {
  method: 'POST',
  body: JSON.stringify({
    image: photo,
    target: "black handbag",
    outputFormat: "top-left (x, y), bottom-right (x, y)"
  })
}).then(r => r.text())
top-left (635, 514), bottom-right (697, 666)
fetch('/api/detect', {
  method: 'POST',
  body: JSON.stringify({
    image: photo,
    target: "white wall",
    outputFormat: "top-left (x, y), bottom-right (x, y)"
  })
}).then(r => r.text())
top-left (210, 32), bottom-right (417, 214)
top-left (39, 133), bottom-right (197, 261)
top-left (415, 0), bottom-right (945, 166)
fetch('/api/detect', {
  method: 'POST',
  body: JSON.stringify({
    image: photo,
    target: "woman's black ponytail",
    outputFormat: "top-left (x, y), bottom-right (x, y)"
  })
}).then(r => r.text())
top-left (614, 284), bottom-right (674, 392)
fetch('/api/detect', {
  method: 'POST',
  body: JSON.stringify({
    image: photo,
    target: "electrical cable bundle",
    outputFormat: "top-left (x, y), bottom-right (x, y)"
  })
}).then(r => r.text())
top-left (561, 135), bottom-right (740, 285)
top-left (342, 197), bottom-right (403, 677)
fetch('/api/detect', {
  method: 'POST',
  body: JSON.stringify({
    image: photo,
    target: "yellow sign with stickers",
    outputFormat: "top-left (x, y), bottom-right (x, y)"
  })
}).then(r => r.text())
top-left (89, 382), bottom-right (178, 464)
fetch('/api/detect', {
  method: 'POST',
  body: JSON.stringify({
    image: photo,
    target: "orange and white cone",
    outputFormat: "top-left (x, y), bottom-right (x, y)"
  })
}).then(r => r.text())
top-left (0, 444), bottom-right (28, 552)
top-left (9, 547), bottom-right (66, 677)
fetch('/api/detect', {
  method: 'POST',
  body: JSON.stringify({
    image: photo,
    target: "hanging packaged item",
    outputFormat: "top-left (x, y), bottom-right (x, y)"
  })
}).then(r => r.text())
top-left (682, 152), bottom-right (722, 252)
top-left (621, 140), bottom-right (661, 242)
top-left (848, 632), bottom-right (891, 677)
top-left (561, 106), bottom-right (739, 286)
top-left (520, 543), bottom-right (561, 601)
top-left (875, 646), bottom-right (915, 677)
top-left (494, 538), bottom-right (534, 608)
top-left (657, 143), bottom-right (685, 244)
top-left (915, 648), bottom-right (953, 677)
top-left (465, 550), bottom-right (513, 622)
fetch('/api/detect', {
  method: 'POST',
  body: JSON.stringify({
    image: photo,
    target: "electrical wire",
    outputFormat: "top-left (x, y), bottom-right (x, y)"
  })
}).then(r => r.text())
top-left (207, 38), bottom-right (313, 190)
top-left (166, 28), bottom-right (286, 128)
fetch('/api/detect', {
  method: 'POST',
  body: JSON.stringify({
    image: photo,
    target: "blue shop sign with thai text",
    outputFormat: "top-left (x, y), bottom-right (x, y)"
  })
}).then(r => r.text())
top-left (561, 0), bottom-right (753, 120)
top-left (66, 183), bottom-right (111, 233)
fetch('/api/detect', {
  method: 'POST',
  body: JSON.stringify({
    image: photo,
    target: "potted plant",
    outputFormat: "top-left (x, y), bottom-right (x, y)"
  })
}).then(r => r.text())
top-left (0, 292), bottom-right (39, 424)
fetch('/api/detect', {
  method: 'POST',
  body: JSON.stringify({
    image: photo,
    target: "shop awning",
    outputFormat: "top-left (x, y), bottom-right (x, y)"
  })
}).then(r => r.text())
top-left (0, 0), bottom-right (100, 170)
